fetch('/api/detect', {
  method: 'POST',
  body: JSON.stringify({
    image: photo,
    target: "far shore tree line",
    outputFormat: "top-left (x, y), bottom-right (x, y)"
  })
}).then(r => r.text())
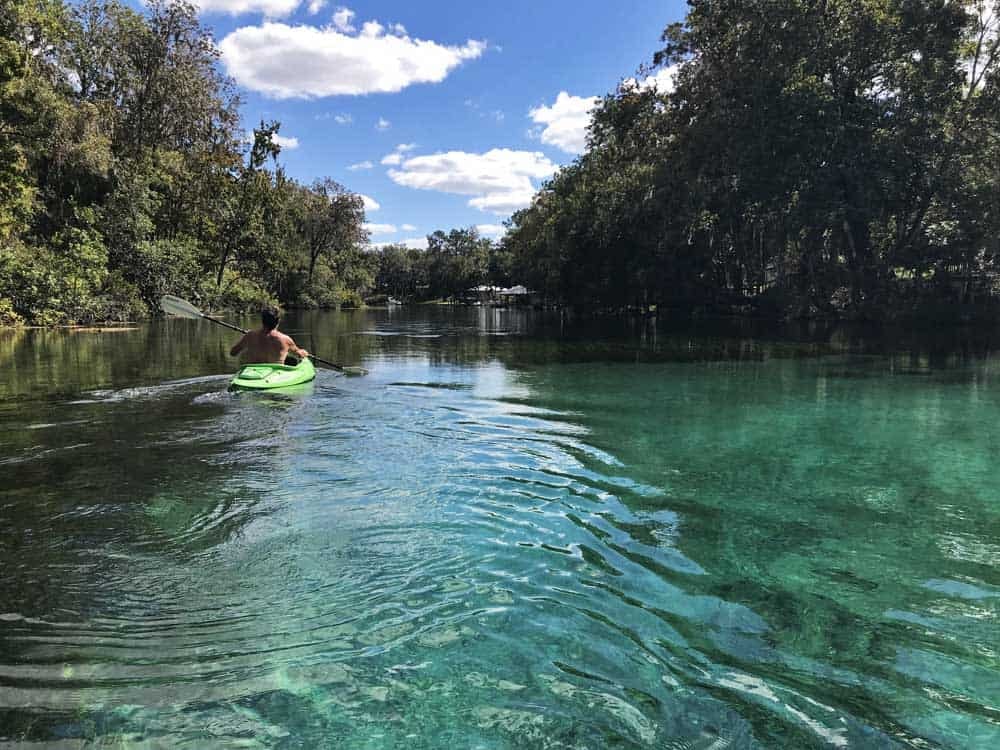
top-left (504, 0), bottom-right (1000, 322)
top-left (4, 0), bottom-right (1000, 326)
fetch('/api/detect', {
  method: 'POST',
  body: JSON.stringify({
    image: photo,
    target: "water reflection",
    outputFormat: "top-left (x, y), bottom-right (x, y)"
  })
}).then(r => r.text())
top-left (1, 310), bottom-right (998, 747)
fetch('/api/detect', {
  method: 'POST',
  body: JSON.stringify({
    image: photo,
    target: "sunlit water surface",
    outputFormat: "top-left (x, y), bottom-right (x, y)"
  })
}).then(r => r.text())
top-left (1, 309), bottom-right (998, 748)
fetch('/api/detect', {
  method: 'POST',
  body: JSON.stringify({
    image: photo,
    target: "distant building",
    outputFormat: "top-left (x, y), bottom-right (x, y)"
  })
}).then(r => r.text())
top-left (467, 285), bottom-right (537, 305)
top-left (467, 285), bottom-right (503, 303)
top-left (498, 285), bottom-right (530, 304)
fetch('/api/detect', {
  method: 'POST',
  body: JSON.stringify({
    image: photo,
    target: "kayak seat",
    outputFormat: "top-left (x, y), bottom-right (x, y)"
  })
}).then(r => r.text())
top-left (237, 366), bottom-right (269, 381)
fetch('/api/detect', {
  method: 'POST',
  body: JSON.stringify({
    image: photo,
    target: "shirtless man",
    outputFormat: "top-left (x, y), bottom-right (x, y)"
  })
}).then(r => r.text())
top-left (230, 306), bottom-right (310, 364)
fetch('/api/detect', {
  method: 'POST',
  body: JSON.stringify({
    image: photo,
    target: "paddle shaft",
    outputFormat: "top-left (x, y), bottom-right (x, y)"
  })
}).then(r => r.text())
top-left (200, 313), bottom-right (348, 372)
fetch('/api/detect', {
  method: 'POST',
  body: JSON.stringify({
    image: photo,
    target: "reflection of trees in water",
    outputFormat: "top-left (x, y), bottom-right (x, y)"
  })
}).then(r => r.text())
top-left (2, 309), bottom-right (998, 745)
top-left (5, 311), bottom-right (1000, 401)
top-left (304, 306), bottom-right (1000, 372)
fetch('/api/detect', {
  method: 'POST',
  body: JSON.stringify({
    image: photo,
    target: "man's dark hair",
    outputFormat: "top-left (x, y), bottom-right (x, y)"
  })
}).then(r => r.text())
top-left (261, 306), bottom-right (280, 331)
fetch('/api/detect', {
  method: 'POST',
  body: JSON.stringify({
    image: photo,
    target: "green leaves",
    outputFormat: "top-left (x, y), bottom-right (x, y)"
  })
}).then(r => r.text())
top-left (506, 0), bottom-right (1000, 320)
top-left (0, 1), bottom-right (376, 324)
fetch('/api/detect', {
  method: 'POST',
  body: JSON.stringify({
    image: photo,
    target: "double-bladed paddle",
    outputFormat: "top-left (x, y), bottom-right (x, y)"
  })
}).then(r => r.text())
top-left (160, 294), bottom-right (367, 376)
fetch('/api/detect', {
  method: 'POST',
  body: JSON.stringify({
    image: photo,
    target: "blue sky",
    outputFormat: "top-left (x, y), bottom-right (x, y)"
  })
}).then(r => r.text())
top-left (165, 1), bottom-right (687, 246)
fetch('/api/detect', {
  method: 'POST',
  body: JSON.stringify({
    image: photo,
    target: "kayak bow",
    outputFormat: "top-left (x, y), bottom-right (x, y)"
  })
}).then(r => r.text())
top-left (230, 358), bottom-right (316, 390)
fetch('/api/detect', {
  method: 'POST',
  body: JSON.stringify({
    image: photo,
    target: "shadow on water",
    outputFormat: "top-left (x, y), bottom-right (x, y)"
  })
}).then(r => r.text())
top-left (1, 309), bottom-right (998, 748)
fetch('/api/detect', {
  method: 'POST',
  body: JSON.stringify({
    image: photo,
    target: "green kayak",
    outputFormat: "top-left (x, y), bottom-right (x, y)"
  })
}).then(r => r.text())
top-left (230, 357), bottom-right (316, 390)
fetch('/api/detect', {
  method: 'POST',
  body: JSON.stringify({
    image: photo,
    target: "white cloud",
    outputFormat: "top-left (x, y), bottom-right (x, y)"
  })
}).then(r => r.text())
top-left (360, 194), bottom-right (380, 212)
top-left (469, 188), bottom-right (537, 215)
top-left (380, 143), bottom-right (416, 165)
top-left (475, 223), bottom-right (505, 237)
top-left (638, 64), bottom-right (679, 93)
top-left (376, 117), bottom-right (391, 130)
top-left (401, 223), bottom-right (417, 231)
top-left (527, 68), bottom-right (678, 157)
top-left (271, 133), bottom-right (299, 149)
top-left (622, 64), bottom-right (680, 94)
top-left (195, 0), bottom-right (300, 17)
top-left (528, 92), bottom-right (599, 154)
top-left (364, 222), bottom-right (397, 234)
top-left (348, 160), bottom-right (373, 170)
top-left (307, 0), bottom-right (325, 14)
top-left (218, 18), bottom-right (486, 99)
top-left (331, 6), bottom-right (355, 32)
top-left (388, 148), bottom-right (555, 215)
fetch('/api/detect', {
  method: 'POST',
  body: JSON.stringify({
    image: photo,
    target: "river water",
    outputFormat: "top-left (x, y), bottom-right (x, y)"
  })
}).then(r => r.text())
top-left (1, 308), bottom-right (998, 748)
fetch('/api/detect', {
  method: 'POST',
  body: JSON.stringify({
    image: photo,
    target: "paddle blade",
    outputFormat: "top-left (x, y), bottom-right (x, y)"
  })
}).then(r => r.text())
top-left (160, 294), bottom-right (204, 319)
top-left (308, 354), bottom-right (367, 376)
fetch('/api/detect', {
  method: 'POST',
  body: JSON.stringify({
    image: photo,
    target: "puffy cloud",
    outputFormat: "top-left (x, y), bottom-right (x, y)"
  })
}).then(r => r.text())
top-left (359, 194), bottom-right (380, 211)
top-left (364, 222), bottom-right (397, 234)
top-left (388, 148), bottom-right (555, 215)
top-left (375, 117), bottom-right (391, 130)
top-left (528, 68), bottom-right (679, 156)
top-left (194, 0), bottom-right (300, 17)
top-left (401, 223), bottom-right (417, 231)
top-left (475, 223), bottom-right (505, 237)
top-left (528, 92), bottom-right (599, 155)
top-left (621, 64), bottom-right (681, 94)
top-left (468, 188), bottom-right (537, 215)
top-left (638, 64), bottom-right (679, 93)
top-left (307, 0), bottom-right (325, 14)
top-left (348, 160), bottom-right (373, 170)
top-left (271, 133), bottom-right (299, 149)
top-left (331, 7), bottom-right (355, 32)
top-left (380, 143), bottom-right (416, 165)
top-left (218, 16), bottom-right (486, 99)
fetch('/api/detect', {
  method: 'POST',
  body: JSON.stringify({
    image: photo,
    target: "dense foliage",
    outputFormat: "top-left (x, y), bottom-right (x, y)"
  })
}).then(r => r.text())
top-left (0, 0), bottom-right (375, 325)
top-left (505, 0), bottom-right (1000, 321)
top-left (8, 0), bottom-right (999, 325)
top-left (372, 228), bottom-right (513, 303)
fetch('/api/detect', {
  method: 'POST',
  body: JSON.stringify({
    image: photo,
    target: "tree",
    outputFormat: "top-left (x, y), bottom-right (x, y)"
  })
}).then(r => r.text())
top-left (298, 177), bottom-right (368, 284)
top-left (424, 228), bottom-right (492, 299)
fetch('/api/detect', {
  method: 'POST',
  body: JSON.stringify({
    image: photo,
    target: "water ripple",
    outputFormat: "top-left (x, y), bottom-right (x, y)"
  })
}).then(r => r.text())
top-left (2, 354), bottom-right (999, 748)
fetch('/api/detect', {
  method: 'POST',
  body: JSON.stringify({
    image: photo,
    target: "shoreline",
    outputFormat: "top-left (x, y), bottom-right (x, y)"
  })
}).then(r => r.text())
top-left (4, 305), bottom-right (1000, 332)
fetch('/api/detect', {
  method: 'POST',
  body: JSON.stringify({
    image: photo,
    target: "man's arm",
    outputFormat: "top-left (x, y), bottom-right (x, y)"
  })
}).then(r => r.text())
top-left (230, 334), bottom-right (247, 357)
top-left (284, 334), bottom-right (309, 359)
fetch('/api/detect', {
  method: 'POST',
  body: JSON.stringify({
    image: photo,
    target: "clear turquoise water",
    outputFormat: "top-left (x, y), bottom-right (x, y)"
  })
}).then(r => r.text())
top-left (1, 309), bottom-right (998, 748)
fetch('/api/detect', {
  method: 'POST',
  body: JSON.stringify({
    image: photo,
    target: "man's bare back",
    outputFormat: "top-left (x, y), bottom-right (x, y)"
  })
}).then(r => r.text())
top-left (230, 308), bottom-right (309, 364)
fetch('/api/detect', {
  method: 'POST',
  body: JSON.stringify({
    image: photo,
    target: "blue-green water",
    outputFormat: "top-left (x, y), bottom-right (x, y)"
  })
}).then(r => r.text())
top-left (1, 309), bottom-right (998, 748)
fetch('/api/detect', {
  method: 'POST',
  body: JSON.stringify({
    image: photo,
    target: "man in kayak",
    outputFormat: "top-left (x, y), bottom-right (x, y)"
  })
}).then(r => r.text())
top-left (230, 306), bottom-right (310, 364)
